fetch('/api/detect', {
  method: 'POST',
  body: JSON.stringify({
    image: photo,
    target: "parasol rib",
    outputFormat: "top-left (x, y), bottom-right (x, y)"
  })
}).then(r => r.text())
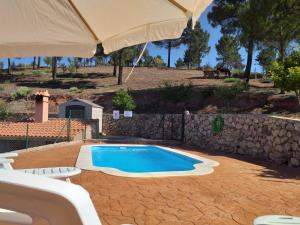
top-left (68, 0), bottom-right (100, 42)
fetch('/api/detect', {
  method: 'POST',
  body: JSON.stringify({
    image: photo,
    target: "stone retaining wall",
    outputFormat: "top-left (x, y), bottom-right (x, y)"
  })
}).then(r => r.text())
top-left (102, 113), bottom-right (300, 166)
top-left (102, 114), bottom-right (183, 141)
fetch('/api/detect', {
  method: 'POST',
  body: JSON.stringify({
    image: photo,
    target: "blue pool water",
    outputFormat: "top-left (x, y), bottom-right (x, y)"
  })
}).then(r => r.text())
top-left (91, 145), bottom-right (202, 173)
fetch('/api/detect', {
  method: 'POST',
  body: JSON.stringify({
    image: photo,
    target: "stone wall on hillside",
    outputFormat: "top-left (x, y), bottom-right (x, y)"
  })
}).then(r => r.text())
top-left (102, 113), bottom-right (300, 166)
top-left (102, 114), bottom-right (183, 141)
top-left (184, 114), bottom-right (300, 166)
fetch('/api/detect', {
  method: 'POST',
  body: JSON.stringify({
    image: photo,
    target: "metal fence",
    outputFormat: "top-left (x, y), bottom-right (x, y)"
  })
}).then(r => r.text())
top-left (0, 118), bottom-right (88, 153)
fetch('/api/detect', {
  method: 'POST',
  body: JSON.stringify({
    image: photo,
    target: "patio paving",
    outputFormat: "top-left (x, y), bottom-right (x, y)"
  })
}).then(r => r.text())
top-left (2, 142), bottom-right (300, 225)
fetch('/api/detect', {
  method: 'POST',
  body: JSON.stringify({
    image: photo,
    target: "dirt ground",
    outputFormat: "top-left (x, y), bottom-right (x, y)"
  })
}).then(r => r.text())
top-left (3, 142), bottom-right (300, 225)
top-left (1, 66), bottom-right (290, 115)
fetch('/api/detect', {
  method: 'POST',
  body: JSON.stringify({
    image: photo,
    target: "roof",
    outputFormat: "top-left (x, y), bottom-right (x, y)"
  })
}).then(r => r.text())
top-left (0, 119), bottom-right (86, 139)
top-left (62, 99), bottom-right (103, 108)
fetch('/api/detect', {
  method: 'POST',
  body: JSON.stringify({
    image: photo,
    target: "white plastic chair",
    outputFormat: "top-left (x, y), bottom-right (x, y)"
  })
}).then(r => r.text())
top-left (0, 170), bottom-right (102, 225)
top-left (0, 153), bottom-right (81, 179)
top-left (254, 215), bottom-right (300, 225)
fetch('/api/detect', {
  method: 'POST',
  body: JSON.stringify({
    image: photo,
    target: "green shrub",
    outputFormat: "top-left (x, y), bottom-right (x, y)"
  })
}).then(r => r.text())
top-left (0, 101), bottom-right (9, 120)
top-left (269, 49), bottom-right (300, 94)
top-left (79, 82), bottom-right (96, 89)
top-left (11, 87), bottom-right (32, 99)
top-left (112, 89), bottom-right (136, 110)
top-left (64, 77), bottom-right (77, 81)
top-left (269, 61), bottom-right (287, 93)
top-left (201, 86), bottom-right (215, 98)
top-left (69, 87), bottom-right (82, 93)
top-left (224, 77), bottom-right (241, 83)
top-left (68, 65), bottom-right (76, 74)
top-left (47, 80), bottom-right (62, 86)
top-left (286, 66), bottom-right (300, 104)
top-left (160, 82), bottom-right (192, 103)
top-left (81, 73), bottom-right (89, 79)
top-left (214, 82), bottom-right (249, 101)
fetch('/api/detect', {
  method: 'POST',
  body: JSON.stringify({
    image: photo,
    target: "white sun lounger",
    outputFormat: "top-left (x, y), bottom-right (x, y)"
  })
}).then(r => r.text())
top-left (0, 170), bottom-right (102, 225)
top-left (0, 154), bottom-right (81, 179)
top-left (0, 208), bottom-right (32, 225)
top-left (254, 215), bottom-right (300, 225)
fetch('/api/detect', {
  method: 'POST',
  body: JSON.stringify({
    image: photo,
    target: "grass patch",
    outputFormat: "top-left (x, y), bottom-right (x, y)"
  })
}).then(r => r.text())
top-left (69, 87), bottom-right (82, 93)
top-left (224, 77), bottom-right (241, 83)
top-left (11, 87), bottom-right (32, 99)
top-left (214, 82), bottom-right (249, 101)
top-left (160, 82), bottom-right (192, 103)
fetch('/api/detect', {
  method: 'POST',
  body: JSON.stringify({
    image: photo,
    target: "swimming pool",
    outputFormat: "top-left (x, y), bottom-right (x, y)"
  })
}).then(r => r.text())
top-left (76, 145), bottom-right (219, 177)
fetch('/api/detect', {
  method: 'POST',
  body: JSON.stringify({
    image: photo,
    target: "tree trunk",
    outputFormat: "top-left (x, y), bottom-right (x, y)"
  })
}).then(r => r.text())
top-left (113, 57), bottom-right (118, 76)
top-left (7, 58), bottom-right (12, 75)
top-left (244, 41), bottom-right (254, 83)
top-left (33, 57), bottom-right (37, 70)
top-left (167, 41), bottom-right (171, 68)
top-left (52, 57), bottom-right (57, 80)
top-left (118, 49), bottom-right (124, 85)
top-left (37, 57), bottom-right (41, 69)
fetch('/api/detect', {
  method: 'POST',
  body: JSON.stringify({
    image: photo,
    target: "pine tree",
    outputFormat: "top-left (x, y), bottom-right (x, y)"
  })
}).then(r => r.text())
top-left (182, 20), bottom-right (210, 69)
top-left (208, 0), bottom-right (266, 82)
top-left (153, 39), bottom-right (181, 68)
top-left (215, 35), bottom-right (243, 70)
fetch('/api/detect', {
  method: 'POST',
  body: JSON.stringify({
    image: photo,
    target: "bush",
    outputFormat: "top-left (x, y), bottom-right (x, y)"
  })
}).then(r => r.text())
top-left (11, 87), bottom-right (32, 99)
top-left (112, 89), bottom-right (136, 110)
top-left (0, 101), bottom-right (9, 120)
top-left (269, 49), bottom-right (300, 94)
top-left (69, 87), bottom-right (82, 93)
top-left (68, 65), bottom-right (76, 74)
top-left (286, 66), bottom-right (300, 104)
top-left (224, 77), bottom-right (241, 83)
top-left (214, 82), bottom-right (249, 101)
top-left (160, 82), bottom-right (192, 103)
top-left (47, 79), bottom-right (63, 86)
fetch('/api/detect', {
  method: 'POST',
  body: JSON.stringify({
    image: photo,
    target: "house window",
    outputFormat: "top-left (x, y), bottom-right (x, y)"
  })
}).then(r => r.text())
top-left (65, 105), bottom-right (85, 119)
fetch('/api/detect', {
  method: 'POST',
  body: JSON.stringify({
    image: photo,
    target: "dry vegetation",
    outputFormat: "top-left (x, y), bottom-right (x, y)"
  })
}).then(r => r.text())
top-left (0, 66), bottom-right (299, 119)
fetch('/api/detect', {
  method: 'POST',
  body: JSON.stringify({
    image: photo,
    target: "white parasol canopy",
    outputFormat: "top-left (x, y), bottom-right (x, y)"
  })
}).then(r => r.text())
top-left (0, 0), bottom-right (212, 58)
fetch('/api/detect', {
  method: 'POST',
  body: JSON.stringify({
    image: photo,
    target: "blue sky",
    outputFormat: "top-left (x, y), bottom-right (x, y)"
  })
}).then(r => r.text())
top-left (0, 5), bottom-right (261, 72)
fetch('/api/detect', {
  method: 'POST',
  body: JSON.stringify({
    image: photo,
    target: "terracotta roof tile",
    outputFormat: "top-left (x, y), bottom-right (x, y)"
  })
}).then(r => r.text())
top-left (0, 119), bottom-right (86, 139)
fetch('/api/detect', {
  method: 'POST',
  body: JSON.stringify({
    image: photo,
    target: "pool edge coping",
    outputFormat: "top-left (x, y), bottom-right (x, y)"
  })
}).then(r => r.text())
top-left (76, 144), bottom-right (220, 178)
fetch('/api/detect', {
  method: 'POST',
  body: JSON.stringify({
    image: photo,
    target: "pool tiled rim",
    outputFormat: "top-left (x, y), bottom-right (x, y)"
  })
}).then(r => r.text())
top-left (76, 144), bottom-right (219, 177)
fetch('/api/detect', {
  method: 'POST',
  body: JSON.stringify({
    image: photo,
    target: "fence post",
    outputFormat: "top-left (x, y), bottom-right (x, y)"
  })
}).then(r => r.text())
top-left (181, 111), bottom-right (189, 143)
top-left (67, 112), bottom-right (71, 142)
top-left (25, 123), bottom-right (29, 149)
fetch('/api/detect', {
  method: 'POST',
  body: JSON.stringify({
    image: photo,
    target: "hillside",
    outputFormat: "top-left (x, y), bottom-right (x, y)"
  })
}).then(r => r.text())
top-left (0, 66), bottom-right (299, 120)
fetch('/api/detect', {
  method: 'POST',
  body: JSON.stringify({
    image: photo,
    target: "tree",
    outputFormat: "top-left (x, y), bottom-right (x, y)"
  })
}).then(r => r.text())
top-left (32, 57), bottom-right (37, 70)
top-left (208, 0), bottom-right (266, 83)
top-left (52, 57), bottom-right (57, 80)
top-left (44, 57), bottom-right (52, 68)
top-left (154, 39), bottom-right (181, 68)
top-left (216, 35), bottom-right (243, 70)
top-left (261, 0), bottom-right (300, 62)
top-left (182, 20), bottom-right (210, 69)
top-left (37, 57), bottom-right (41, 69)
top-left (7, 58), bottom-right (12, 74)
top-left (118, 49), bottom-right (124, 85)
top-left (175, 58), bottom-right (185, 68)
top-left (256, 47), bottom-right (277, 73)
top-left (269, 49), bottom-right (300, 94)
top-left (153, 55), bottom-right (166, 67)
